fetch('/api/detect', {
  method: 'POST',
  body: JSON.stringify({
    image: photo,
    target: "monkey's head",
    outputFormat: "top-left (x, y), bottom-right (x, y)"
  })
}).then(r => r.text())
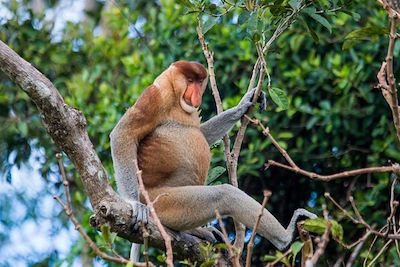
top-left (155, 61), bottom-right (208, 114)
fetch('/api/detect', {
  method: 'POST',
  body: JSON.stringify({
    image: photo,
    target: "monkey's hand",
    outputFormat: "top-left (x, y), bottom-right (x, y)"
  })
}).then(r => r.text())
top-left (126, 199), bottom-right (149, 231)
top-left (235, 87), bottom-right (267, 118)
top-left (184, 226), bottom-right (224, 243)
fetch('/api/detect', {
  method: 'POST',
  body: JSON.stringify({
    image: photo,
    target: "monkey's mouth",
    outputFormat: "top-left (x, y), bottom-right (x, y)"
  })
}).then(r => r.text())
top-left (180, 98), bottom-right (198, 113)
top-left (184, 99), bottom-right (194, 107)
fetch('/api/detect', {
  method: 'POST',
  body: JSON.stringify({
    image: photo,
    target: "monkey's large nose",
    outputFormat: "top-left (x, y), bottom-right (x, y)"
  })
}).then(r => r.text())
top-left (191, 91), bottom-right (201, 108)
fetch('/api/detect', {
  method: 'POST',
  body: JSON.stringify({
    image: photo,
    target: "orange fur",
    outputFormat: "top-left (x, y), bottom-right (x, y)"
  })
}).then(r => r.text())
top-left (113, 61), bottom-right (317, 249)
top-left (119, 62), bottom-right (210, 192)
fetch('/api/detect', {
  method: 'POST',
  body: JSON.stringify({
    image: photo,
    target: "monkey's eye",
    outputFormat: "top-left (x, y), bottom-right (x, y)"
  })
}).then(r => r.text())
top-left (187, 79), bottom-right (193, 83)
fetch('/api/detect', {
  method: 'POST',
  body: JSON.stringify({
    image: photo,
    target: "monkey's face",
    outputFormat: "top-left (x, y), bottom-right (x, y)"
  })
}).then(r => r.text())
top-left (172, 61), bottom-right (208, 114)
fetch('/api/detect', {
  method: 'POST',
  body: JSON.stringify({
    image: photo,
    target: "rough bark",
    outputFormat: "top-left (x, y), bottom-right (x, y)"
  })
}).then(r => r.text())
top-left (0, 40), bottom-right (215, 261)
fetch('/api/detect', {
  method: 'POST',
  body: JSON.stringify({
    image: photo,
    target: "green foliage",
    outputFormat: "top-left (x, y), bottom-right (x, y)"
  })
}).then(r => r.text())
top-left (263, 241), bottom-right (304, 266)
top-left (207, 166), bottom-right (226, 184)
top-left (268, 87), bottom-right (289, 110)
top-left (304, 218), bottom-right (344, 241)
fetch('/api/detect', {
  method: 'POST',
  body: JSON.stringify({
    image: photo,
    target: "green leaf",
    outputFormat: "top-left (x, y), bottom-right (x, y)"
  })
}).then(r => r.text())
top-left (246, 11), bottom-right (259, 35)
top-left (17, 122), bottom-right (28, 137)
top-left (263, 255), bottom-right (277, 261)
top-left (303, 218), bottom-right (326, 234)
top-left (277, 132), bottom-right (294, 139)
top-left (289, 0), bottom-right (301, 10)
top-left (268, 87), bottom-right (289, 110)
top-left (290, 241), bottom-right (304, 256)
top-left (306, 116), bottom-right (318, 130)
top-left (303, 218), bottom-right (344, 241)
top-left (303, 7), bottom-right (332, 34)
top-left (125, 262), bottom-right (134, 267)
top-left (331, 220), bottom-right (344, 241)
top-left (276, 250), bottom-right (290, 266)
top-left (214, 243), bottom-right (229, 250)
top-left (157, 253), bottom-right (166, 262)
top-left (343, 26), bottom-right (388, 49)
top-left (207, 166), bottom-right (226, 184)
top-left (300, 17), bottom-right (319, 42)
top-left (290, 241), bottom-right (304, 266)
top-left (176, 0), bottom-right (195, 8)
top-left (101, 224), bottom-right (111, 244)
top-left (200, 260), bottom-right (216, 267)
top-left (238, 10), bottom-right (251, 24)
top-left (200, 15), bottom-right (219, 34)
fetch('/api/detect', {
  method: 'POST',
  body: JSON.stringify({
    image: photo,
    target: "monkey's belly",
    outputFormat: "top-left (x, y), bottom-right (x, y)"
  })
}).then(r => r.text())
top-left (137, 124), bottom-right (211, 188)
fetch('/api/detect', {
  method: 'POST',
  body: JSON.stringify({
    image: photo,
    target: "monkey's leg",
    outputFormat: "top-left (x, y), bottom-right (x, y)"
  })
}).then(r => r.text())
top-left (148, 184), bottom-right (316, 251)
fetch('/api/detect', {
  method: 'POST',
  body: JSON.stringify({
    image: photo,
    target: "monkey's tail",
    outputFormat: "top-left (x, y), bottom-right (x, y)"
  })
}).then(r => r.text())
top-left (130, 243), bottom-right (141, 262)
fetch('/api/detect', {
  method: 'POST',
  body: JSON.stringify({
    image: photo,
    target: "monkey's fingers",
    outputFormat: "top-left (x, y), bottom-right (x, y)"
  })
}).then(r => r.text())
top-left (258, 91), bottom-right (267, 111)
top-left (135, 203), bottom-right (149, 230)
top-left (127, 200), bottom-right (148, 231)
top-left (246, 87), bottom-right (267, 111)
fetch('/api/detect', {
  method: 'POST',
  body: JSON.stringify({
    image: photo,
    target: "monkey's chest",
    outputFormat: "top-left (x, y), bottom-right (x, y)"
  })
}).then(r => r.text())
top-left (137, 123), bottom-right (211, 187)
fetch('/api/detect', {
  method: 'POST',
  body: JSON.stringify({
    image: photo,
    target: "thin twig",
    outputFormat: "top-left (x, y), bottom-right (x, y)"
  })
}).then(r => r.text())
top-left (247, 117), bottom-right (400, 181)
top-left (56, 153), bottom-right (72, 209)
top-left (307, 205), bottom-right (331, 266)
top-left (142, 223), bottom-right (150, 267)
top-left (378, 0), bottom-right (400, 17)
top-left (345, 232), bottom-right (370, 267)
top-left (197, 21), bottom-right (247, 253)
top-left (245, 190), bottom-right (272, 267)
top-left (245, 116), bottom-right (298, 169)
top-left (197, 1), bottom-right (308, 256)
top-left (54, 196), bottom-right (143, 265)
top-left (388, 174), bottom-right (400, 258)
top-left (386, 17), bottom-right (400, 142)
top-left (265, 248), bottom-right (292, 267)
top-left (324, 192), bottom-right (359, 224)
top-left (215, 210), bottom-right (241, 267)
top-left (297, 221), bottom-right (313, 267)
top-left (376, 10), bottom-right (400, 142)
top-left (133, 160), bottom-right (174, 267)
top-left (54, 154), bottom-right (150, 266)
top-left (367, 239), bottom-right (393, 267)
top-left (267, 160), bottom-right (397, 181)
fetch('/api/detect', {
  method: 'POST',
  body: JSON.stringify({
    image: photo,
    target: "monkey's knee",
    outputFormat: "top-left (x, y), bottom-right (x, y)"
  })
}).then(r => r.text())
top-left (215, 184), bottom-right (245, 216)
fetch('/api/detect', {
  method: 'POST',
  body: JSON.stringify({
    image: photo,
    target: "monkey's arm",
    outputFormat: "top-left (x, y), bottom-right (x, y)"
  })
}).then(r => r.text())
top-left (110, 86), bottom-right (163, 227)
top-left (200, 88), bottom-right (266, 145)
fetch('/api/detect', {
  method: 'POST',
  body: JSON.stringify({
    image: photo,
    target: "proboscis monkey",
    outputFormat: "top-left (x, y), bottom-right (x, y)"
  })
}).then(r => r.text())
top-left (110, 61), bottom-right (316, 260)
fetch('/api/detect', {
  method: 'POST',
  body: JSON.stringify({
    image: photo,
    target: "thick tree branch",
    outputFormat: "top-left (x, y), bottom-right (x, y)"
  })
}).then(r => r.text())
top-left (0, 39), bottom-right (219, 262)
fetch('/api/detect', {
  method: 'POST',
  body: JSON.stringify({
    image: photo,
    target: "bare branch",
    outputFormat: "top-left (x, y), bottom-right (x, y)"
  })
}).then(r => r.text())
top-left (265, 248), bottom-right (292, 267)
top-left (297, 221), bottom-right (313, 267)
top-left (345, 233), bottom-right (370, 267)
top-left (215, 210), bottom-right (241, 267)
top-left (269, 160), bottom-right (398, 181)
top-left (0, 39), bottom-right (222, 262)
top-left (197, 21), bottom-right (247, 253)
top-left (245, 190), bottom-right (272, 267)
top-left (307, 205), bottom-right (331, 266)
top-left (134, 160), bottom-right (173, 267)
top-left (54, 154), bottom-right (150, 266)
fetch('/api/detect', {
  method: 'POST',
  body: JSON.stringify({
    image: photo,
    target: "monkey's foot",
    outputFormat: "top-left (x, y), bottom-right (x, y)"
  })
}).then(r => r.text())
top-left (126, 199), bottom-right (149, 231)
top-left (185, 226), bottom-right (224, 243)
top-left (295, 208), bottom-right (318, 220)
